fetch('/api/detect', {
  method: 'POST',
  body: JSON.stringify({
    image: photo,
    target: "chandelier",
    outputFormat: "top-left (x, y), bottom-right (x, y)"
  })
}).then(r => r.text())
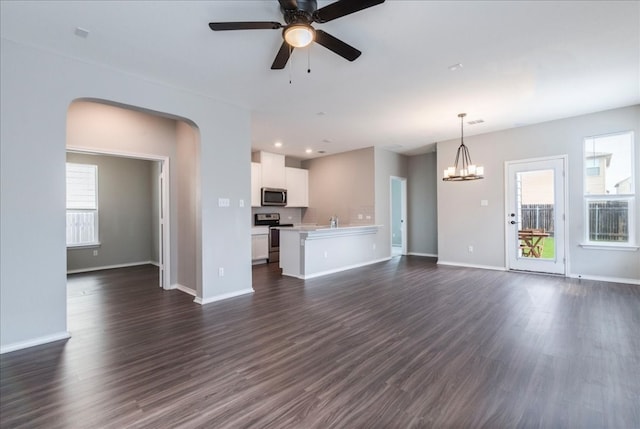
top-left (443, 113), bottom-right (484, 181)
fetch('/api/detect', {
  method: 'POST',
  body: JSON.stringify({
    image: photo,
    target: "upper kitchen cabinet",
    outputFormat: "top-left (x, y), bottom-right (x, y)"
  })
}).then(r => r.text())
top-left (286, 167), bottom-right (308, 207)
top-left (253, 151), bottom-right (285, 189)
top-left (251, 162), bottom-right (262, 207)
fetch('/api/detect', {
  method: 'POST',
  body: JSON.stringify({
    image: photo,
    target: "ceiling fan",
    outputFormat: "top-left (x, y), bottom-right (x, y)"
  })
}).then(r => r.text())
top-left (209, 0), bottom-right (385, 70)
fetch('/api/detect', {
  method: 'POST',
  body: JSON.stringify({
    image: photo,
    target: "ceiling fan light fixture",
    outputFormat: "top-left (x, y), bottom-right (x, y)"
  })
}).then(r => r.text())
top-left (284, 24), bottom-right (315, 48)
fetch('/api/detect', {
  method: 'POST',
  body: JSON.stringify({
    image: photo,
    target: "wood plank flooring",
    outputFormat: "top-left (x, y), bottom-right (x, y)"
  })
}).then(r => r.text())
top-left (1, 257), bottom-right (639, 428)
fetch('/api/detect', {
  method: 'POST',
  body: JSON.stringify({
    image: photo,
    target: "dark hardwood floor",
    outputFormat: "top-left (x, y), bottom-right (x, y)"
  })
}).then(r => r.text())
top-left (1, 257), bottom-right (639, 428)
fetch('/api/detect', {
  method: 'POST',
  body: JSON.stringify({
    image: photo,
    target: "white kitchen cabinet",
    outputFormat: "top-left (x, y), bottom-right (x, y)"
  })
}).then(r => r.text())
top-left (251, 162), bottom-right (262, 207)
top-left (285, 167), bottom-right (309, 207)
top-left (254, 151), bottom-right (286, 189)
top-left (251, 233), bottom-right (269, 261)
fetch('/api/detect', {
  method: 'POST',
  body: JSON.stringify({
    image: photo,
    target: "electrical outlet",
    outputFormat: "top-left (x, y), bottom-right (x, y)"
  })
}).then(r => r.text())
top-left (218, 267), bottom-right (224, 277)
top-left (358, 214), bottom-right (363, 220)
top-left (468, 245), bottom-right (474, 253)
top-left (218, 198), bottom-right (230, 207)
top-left (324, 251), bottom-right (328, 258)
top-left (93, 250), bottom-right (98, 256)
top-left (239, 199), bottom-right (244, 208)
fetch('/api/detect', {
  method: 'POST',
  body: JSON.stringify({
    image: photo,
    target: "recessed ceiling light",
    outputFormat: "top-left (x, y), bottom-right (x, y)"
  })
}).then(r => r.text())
top-left (317, 150), bottom-right (326, 154)
top-left (321, 139), bottom-right (331, 143)
top-left (274, 142), bottom-right (282, 148)
top-left (316, 112), bottom-right (326, 116)
top-left (74, 27), bottom-right (90, 38)
top-left (305, 149), bottom-right (313, 154)
top-left (448, 63), bottom-right (463, 71)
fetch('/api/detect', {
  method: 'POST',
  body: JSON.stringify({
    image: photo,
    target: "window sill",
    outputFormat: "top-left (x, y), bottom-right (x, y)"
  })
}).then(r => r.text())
top-left (579, 243), bottom-right (639, 251)
top-left (67, 243), bottom-right (101, 250)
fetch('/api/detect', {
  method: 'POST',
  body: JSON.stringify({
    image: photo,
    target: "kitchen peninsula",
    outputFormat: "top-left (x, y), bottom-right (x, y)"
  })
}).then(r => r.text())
top-left (278, 225), bottom-right (384, 279)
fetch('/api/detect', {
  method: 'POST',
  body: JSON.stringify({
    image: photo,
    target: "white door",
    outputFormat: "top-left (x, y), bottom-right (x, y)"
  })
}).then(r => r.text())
top-left (506, 157), bottom-right (566, 274)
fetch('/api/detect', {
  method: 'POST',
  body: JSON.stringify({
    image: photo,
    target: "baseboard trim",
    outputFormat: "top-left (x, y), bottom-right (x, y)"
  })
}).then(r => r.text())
top-left (67, 261), bottom-right (154, 274)
top-left (437, 260), bottom-right (508, 272)
top-left (286, 257), bottom-right (392, 280)
top-left (194, 288), bottom-right (254, 305)
top-left (568, 273), bottom-right (640, 285)
top-left (1, 331), bottom-right (71, 355)
top-left (173, 283), bottom-right (196, 296)
top-left (149, 261), bottom-right (160, 267)
top-left (408, 252), bottom-right (438, 258)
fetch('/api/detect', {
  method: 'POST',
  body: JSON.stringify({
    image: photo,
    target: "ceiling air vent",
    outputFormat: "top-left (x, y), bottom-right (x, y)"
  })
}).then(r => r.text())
top-left (467, 119), bottom-right (484, 125)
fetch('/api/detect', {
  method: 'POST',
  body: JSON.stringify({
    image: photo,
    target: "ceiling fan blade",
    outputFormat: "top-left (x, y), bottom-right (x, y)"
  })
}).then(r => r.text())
top-left (208, 22), bottom-right (282, 31)
top-left (314, 30), bottom-right (361, 62)
top-left (271, 42), bottom-right (293, 69)
top-left (313, 0), bottom-right (385, 23)
top-left (278, 0), bottom-right (298, 10)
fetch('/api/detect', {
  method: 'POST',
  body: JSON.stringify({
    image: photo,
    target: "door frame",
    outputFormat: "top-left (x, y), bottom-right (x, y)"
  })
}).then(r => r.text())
top-left (504, 155), bottom-right (569, 275)
top-left (67, 145), bottom-right (171, 290)
top-left (390, 176), bottom-right (408, 255)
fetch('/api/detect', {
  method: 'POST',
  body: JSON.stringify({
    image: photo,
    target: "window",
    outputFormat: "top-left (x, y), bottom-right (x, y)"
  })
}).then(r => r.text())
top-left (584, 131), bottom-right (635, 245)
top-left (66, 163), bottom-right (99, 246)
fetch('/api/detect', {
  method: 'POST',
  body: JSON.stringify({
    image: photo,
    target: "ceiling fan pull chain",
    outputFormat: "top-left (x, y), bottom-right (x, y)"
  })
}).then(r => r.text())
top-left (307, 46), bottom-right (311, 74)
top-left (288, 44), bottom-right (293, 84)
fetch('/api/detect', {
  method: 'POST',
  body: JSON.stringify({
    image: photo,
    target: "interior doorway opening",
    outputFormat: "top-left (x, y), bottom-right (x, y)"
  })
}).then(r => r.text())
top-left (390, 176), bottom-right (407, 256)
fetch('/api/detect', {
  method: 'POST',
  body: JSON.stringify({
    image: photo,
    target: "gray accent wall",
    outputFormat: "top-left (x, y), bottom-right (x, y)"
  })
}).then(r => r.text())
top-left (374, 149), bottom-right (409, 259)
top-left (407, 152), bottom-right (438, 256)
top-left (1, 39), bottom-right (251, 351)
top-left (437, 105), bottom-right (640, 281)
top-left (176, 121), bottom-right (198, 291)
top-left (66, 153), bottom-right (154, 271)
top-left (302, 147), bottom-right (375, 227)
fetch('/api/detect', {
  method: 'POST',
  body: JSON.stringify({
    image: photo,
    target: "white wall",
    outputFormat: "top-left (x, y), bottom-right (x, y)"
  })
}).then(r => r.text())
top-left (0, 38), bottom-right (251, 352)
top-left (437, 105), bottom-right (640, 282)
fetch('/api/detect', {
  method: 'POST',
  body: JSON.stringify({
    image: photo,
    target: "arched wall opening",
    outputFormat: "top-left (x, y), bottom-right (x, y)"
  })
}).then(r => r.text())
top-left (66, 99), bottom-right (201, 295)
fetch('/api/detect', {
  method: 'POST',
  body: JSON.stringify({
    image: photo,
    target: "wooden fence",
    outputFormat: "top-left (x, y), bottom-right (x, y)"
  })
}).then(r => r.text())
top-left (521, 204), bottom-right (554, 235)
top-left (520, 202), bottom-right (629, 242)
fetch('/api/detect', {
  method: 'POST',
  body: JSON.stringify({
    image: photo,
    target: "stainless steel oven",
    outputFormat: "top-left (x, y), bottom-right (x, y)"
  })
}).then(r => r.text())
top-left (254, 213), bottom-right (293, 263)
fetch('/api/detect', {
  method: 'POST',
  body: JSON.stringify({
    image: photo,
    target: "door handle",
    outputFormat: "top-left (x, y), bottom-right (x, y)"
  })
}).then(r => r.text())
top-left (510, 221), bottom-right (516, 225)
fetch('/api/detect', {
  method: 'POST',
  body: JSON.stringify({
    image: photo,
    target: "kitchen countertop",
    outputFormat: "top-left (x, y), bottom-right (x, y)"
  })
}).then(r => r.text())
top-left (251, 226), bottom-right (269, 235)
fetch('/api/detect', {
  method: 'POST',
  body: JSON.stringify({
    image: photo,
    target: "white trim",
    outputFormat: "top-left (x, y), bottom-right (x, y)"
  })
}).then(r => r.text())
top-left (67, 242), bottom-right (101, 249)
top-left (194, 288), bottom-right (254, 305)
top-left (437, 260), bottom-right (508, 271)
top-left (149, 260), bottom-right (160, 267)
top-left (284, 257), bottom-right (391, 280)
top-left (579, 243), bottom-right (639, 251)
top-left (568, 273), bottom-right (640, 286)
top-left (1, 331), bottom-right (71, 355)
top-left (67, 261), bottom-right (154, 274)
top-left (173, 283), bottom-right (196, 297)
top-left (408, 252), bottom-right (438, 258)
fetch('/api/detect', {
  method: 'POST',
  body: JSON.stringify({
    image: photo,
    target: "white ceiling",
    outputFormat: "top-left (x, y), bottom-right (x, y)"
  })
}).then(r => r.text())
top-left (2, 1), bottom-right (639, 159)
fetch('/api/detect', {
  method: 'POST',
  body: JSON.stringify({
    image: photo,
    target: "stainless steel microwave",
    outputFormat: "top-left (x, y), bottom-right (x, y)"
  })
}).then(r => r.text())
top-left (261, 187), bottom-right (287, 206)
